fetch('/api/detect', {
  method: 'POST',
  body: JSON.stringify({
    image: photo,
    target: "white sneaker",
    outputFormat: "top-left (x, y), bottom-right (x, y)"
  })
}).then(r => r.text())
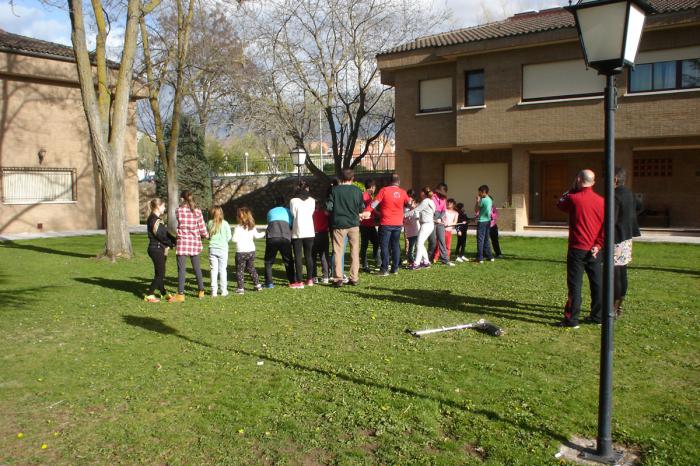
top-left (461, 256), bottom-right (469, 262)
top-left (211, 292), bottom-right (218, 297)
top-left (322, 278), bottom-right (329, 284)
top-left (455, 257), bottom-right (464, 263)
top-left (236, 288), bottom-right (244, 295)
top-left (447, 261), bottom-right (456, 267)
top-left (221, 290), bottom-right (229, 297)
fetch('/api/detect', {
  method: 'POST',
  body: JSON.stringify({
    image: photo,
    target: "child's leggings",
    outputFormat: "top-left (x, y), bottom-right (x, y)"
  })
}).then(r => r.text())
top-left (177, 255), bottom-right (204, 294)
top-left (236, 251), bottom-right (259, 289)
top-left (414, 222), bottom-right (434, 265)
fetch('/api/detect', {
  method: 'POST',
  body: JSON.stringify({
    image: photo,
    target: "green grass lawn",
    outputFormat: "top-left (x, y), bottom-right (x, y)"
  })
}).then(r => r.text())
top-left (0, 235), bottom-right (698, 464)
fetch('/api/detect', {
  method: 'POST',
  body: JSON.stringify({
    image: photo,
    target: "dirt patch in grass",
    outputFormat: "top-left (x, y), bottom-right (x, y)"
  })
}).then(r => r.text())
top-left (464, 442), bottom-right (486, 461)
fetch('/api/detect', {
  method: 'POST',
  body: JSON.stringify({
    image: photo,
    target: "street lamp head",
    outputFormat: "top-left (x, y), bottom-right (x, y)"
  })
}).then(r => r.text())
top-left (289, 146), bottom-right (307, 167)
top-left (566, 0), bottom-right (654, 75)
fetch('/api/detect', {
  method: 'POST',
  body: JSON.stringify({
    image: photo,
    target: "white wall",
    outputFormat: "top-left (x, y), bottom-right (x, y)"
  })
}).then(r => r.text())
top-left (444, 163), bottom-right (509, 212)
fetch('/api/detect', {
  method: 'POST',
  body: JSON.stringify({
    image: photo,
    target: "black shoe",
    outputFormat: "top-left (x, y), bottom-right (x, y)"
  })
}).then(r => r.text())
top-left (555, 320), bottom-right (579, 329)
top-left (377, 270), bottom-right (389, 277)
top-left (347, 280), bottom-right (358, 286)
top-left (333, 281), bottom-right (344, 288)
top-left (362, 267), bottom-right (371, 273)
top-left (583, 316), bottom-right (601, 325)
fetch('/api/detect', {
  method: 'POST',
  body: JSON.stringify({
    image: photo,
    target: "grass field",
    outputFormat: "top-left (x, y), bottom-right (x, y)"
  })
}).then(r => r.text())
top-left (0, 234), bottom-right (698, 464)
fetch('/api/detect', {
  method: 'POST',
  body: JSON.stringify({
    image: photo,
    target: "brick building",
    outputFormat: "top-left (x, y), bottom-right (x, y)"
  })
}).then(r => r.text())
top-left (0, 30), bottom-right (141, 234)
top-left (377, 0), bottom-right (700, 230)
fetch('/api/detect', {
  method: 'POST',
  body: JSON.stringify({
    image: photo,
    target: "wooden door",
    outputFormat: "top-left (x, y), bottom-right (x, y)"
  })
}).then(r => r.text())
top-left (541, 161), bottom-right (570, 222)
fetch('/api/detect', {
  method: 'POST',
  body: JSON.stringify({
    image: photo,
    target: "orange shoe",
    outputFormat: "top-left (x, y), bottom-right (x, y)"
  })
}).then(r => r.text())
top-left (197, 290), bottom-right (205, 299)
top-left (168, 293), bottom-right (185, 303)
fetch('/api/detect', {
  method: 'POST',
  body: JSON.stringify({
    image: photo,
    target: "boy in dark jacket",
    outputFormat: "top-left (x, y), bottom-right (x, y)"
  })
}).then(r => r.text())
top-left (264, 197), bottom-right (296, 288)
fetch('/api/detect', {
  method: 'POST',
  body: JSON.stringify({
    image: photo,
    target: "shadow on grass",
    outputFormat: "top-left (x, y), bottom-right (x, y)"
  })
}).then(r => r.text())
top-left (0, 240), bottom-right (95, 258)
top-left (0, 285), bottom-right (57, 311)
top-left (509, 255), bottom-right (700, 277)
top-left (350, 287), bottom-right (561, 326)
top-left (122, 314), bottom-right (569, 444)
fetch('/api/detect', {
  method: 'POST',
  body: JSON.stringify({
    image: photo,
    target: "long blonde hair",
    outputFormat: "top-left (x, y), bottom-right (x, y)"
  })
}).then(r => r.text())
top-left (149, 198), bottom-right (165, 215)
top-left (209, 206), bottom-right (224, 236)
top-left (237, 206), bottom-right (255, 230)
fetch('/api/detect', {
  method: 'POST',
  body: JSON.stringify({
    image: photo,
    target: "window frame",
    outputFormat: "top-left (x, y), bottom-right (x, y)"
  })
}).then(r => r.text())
top-left (628, 58), bottom-right (700, 94)
top-left (464, 69), bottom-right (485, 107)
top-left (1, 167), bottom-right (78, 204)
top-left (417, 77), bottom-right (453, 114)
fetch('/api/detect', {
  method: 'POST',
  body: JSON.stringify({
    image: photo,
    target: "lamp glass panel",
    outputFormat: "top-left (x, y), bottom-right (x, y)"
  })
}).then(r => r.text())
top-left (623, 3), bottom-right (646, 64)
top-left (576, 2), bottom-right (627, 64)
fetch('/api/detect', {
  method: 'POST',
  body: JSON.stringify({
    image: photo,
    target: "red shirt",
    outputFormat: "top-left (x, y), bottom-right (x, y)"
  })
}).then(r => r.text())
top-left (313, 209), bottom-right (329, 233)
top-left (557, 187), bottom-right (604, 251)
top-left (366, 185), bottom-right (410, 226)
top-left (360, 191), bottom-right (377, 227)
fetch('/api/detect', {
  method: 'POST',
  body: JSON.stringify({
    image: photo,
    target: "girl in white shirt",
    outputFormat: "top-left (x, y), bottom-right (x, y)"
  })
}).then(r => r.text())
top-left (232, 207), bottom-right (266, 294)
top-left (404, 186), bottom-right (436, 269)
top-left (289, 181), bottom-right (316, 287)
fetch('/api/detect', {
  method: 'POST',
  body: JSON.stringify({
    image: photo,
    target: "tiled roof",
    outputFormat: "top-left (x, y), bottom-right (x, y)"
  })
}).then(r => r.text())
top-left (379, 0), bottom-right (700, 56)
top-left (0, 29), bottom-right (119, 68)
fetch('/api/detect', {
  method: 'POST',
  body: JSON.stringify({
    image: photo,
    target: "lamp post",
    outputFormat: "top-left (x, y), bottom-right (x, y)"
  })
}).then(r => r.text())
top-left (566, 0), bottom-right (652, 463)
top-left (289, 146), bottom-right (307, 182)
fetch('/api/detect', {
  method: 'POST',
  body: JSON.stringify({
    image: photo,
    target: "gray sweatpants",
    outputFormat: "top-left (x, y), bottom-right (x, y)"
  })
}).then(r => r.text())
top-left (177, 254), bottom-right (204, 294)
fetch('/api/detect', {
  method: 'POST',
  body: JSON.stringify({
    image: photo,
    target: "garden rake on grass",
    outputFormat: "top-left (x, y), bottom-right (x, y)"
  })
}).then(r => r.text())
top-left (406, 319), bottom-right (503, 338)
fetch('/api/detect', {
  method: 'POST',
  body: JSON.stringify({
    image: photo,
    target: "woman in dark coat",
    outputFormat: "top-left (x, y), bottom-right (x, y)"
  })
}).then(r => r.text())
top-left (613, 167), bottom-right (641, 317)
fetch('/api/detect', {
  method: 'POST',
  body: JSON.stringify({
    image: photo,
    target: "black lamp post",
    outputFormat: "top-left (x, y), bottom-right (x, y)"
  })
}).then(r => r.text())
top-left (289, 146), bottom-right (307, 182)
top-left (566, 0), bottom-right (652, 463)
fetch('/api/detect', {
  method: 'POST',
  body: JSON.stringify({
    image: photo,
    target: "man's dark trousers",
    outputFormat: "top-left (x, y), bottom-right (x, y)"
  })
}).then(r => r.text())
top-left (565, 248), bottom-right (602, 325)
top-left (379, 225), bottom-right (402, 273)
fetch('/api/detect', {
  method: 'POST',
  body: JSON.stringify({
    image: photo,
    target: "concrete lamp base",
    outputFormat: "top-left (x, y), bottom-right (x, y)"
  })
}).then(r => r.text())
top-left (555, 436), bottom-right (640, 466)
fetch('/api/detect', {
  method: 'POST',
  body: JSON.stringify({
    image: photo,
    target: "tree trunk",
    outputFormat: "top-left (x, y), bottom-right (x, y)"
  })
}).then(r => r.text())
top-left (167, 154), bottom-right (179, 235)
top-left (101, 159), bottom-right (133, 259)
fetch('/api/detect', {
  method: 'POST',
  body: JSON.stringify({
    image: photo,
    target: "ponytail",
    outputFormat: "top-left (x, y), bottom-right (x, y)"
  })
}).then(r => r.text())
top-left (181, 190), bottom-right (197, 213)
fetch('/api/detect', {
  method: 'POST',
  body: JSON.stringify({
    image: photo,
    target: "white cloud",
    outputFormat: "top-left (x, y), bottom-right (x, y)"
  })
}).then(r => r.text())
top-left (0, 2), bottom-right (71, 46)
top-left (444, 0), bottom-right (571, 28)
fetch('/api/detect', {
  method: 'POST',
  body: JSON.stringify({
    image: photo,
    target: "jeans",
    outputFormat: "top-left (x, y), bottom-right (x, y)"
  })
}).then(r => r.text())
top-left (489, 224), bottom-right (502, 256)
top-left (379, 225), bottom-right (402, 273)
top-left (147, 247), bottom-right (167, 295)
top-left (236, 251), bottom-right (260, 289)
top-left (428, 223), bottom-right (449, 263)
top-left (565, 248), bottom-right (602, 324)
top-left (313, 231), bottom-right (330, 280)
top-left (332, 227), bottom-right (360, 283)
top-left (414, 222), bottom-right (434, 265)
top-left (360, 225), bottom-right (381, 269)
top-left (476, 221), bottom-right (493, 261)
top-left (264, 238), bottom-right (295, 285)
top-left (209, 246), bottom-right (229, 295)
top-left (406, 236), bottom-right (418, 264)
top-left (292, 237), bottom-right (315, 282)
top-left (177, 254), bottom-right (204, 294)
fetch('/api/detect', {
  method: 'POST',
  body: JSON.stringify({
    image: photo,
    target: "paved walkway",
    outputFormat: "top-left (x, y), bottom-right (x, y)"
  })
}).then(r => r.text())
top-left (1, 225), bottom-right (699, 244)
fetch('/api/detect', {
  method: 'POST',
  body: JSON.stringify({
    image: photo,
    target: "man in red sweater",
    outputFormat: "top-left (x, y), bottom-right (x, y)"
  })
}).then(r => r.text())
top-left (556, 169), bottom-right (604, 328)
top-left (362, 173), bottom-right (411, 275)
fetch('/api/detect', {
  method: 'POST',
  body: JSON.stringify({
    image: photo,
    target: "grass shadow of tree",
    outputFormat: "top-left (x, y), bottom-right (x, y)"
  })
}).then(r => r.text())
top-left (122, 314), bottom-right (570, 445)
top-left (0, 241), bottom-right (95, 259)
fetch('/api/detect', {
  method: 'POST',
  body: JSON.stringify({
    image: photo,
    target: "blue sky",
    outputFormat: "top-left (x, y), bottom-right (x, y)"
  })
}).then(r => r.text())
top-left (0, 0), bottom-right (570, 48)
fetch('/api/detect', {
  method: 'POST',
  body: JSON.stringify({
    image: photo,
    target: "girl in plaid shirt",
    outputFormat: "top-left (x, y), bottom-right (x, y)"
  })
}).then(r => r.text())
top-left (169, 191), bottom-right (209, 302)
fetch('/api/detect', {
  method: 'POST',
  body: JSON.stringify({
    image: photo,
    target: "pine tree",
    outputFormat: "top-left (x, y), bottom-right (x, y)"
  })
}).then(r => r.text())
top-left (155, 116), bottom-right (212, 212)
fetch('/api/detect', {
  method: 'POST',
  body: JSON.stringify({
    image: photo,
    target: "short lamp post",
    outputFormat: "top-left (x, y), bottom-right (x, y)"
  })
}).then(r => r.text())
top-left (289, 146), bottom-right (307, 182)
top-left (566, 0), bottom-right (653, 463)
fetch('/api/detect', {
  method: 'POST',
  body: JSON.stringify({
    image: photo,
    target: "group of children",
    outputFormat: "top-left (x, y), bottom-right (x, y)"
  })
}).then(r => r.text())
top-left (143, 182), bottom-right (503, 302)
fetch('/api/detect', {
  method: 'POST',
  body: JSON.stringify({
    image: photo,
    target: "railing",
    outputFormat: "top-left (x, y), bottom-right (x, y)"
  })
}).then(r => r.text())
top-left (214, 153), bottom-right (396, 178)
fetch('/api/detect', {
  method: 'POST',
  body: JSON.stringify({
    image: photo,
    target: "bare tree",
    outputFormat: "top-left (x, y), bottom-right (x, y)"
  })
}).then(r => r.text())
top-left (139, 0), bottom-right (196, 233)
top-left (63, 0), bottom-right (155, 259)
top-left (240, 0), bottom-right (448, 179)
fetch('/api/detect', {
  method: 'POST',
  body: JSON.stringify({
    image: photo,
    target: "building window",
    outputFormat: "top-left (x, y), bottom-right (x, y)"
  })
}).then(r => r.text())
top-left (629, 58), bottom-right (700, 93)
top-left (1, 167), bottom-right (77, 204)
top-left (522, 59), bottom-right (604, 101)
top-left (419, 77), bottom-right (452, 113)
top-left (633, 158), bottom-right (673, 177)
top-left (465, 70), bottom-right (485, 106)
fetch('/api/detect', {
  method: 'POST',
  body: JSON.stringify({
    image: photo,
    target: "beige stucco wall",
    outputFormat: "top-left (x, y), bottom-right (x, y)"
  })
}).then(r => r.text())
top-left (0, 52), bottom-right (140, 234)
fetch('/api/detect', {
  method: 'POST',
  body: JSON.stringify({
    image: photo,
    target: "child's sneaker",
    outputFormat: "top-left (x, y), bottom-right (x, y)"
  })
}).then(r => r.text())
top-left (313, 277), bottom-right (319, 284)
top-left (322, 278), bottom-right (329, 285)
top-left (446, 261), bottom-right (456, 267)
top-left (342, 275), bottom-right (349, 284)
top-left (168, 293), bottom-right (185, 303)
top-left (455, 257), bottom-right (464, 263)
top-left (197, 290), bottom-right (205, 299)
top-left (254, 284), bottom-right (263, 291)
top-left (211, 291), bottom-right (218, 298)
top-left (266, 283), bottom-right (274, 289)
top-left (144, 294), bottom-right (160, 303)
top-left (289, 282), bottom-right (304, 289)
top-left (420, 261), bottom-right (431, 269)
top-left (461, 256), bottom-right (469, 262)
top-left (306, 279), bottom-right (314, 287)
top-left (236, 288), bottom-right (245, 295)
top-left (221, 290), bottom-right (229, 297)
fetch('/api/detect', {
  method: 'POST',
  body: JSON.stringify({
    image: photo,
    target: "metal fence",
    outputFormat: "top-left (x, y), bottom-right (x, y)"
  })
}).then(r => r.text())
top-left (216, 153), bottom-right (395, 177)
